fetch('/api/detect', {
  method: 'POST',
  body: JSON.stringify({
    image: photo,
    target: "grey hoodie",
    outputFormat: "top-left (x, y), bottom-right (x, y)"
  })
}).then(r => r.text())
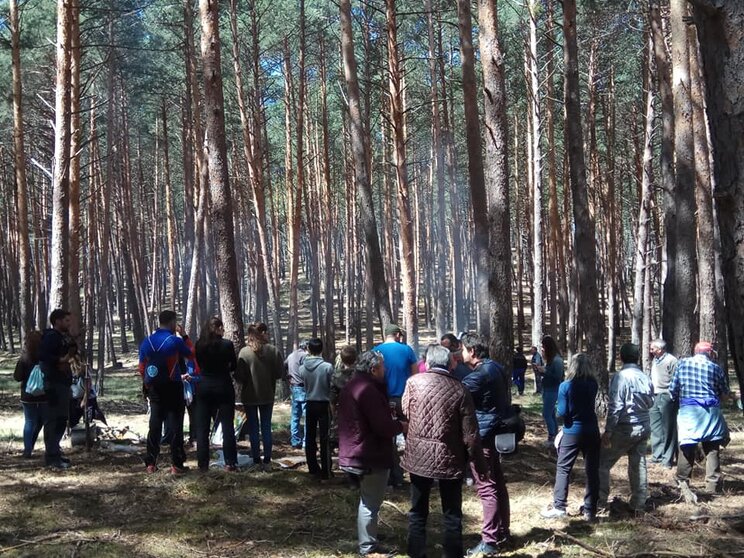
top-left (300, 355), bottom-right (334, 402)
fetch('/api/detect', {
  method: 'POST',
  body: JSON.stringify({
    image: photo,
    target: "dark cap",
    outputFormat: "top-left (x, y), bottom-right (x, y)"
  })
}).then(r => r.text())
top-left (384, 324), bottom-right (404, 337)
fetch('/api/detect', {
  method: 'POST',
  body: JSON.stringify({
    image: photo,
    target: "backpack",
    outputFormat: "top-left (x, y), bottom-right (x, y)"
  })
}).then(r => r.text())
top-left (144, 335), bottom-right (174, 385)
top-left (26, 364), bottom-right (45, 396)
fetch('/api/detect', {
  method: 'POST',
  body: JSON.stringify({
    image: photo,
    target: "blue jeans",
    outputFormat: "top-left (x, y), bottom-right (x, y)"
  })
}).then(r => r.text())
top-left (22, 401), bottom-right (48, 457)
top-left (542, 389), bottom-right (559, 438)
top-left (247, 403), bottom-right (273, 464)
top-left (290, 386), bottom-right (306, 447)
top-left (512, 368), bottom-right (526, 395)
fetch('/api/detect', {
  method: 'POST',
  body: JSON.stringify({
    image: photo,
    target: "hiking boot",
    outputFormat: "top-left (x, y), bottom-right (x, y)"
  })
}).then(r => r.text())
top-left (146, 464), bottom-right (158, 474)
top-left (579, 505), bottom-right (597, 522)
top-left (360, 544), bottom-right (397, 557)
top-left (540, 505), bottom-right (567, 519)
top-left (48, 461), bottom-right (70, 470)
top-left (224, 464), bottom-right (238, 473)
top-left (171, 465), bottom-right (190, 476)
top-left (466, 540), bottom-right (499, 557)
top-left (262, 462), bottom-right (273, 473)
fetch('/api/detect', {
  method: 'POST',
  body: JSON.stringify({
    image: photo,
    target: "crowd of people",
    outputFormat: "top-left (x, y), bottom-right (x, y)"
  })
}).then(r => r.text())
top-left (13, 308), bottom-right (737, 558)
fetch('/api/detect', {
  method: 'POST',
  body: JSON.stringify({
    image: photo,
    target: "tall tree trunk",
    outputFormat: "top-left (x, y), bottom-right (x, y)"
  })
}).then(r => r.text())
top-left (691, 0), bottom-right (744, 407)
top-left (199, 0), bottom-right (245, 348)
top-left (340, 0), bottom-right (393, 330)
top-left (632, 37), bottom-right (656, 347)
top-left (479, 0), bottom-right (512, 367)
top-left (67, 1), bottom-right (82, 338)
top-left (563, 0), bottom-right (607, 389)
top-left (689, 24), bottom-right (716, 345)
top-left (527, 0), bottom-right (543, 347)
top-left (9, 0), bottom-right (32, 339)
top-left (49, 0), bottom-right (73, 314)
top-left (161, 100), bottom-right (178, 311)
top-left (457, 0), bottom-right (490, 335)
top-left (386, 0), bottom-right (418, 351)
top-left (670, 0), bottom-right (699, 356)
top-left (651, 0), bottom-right (677, 347)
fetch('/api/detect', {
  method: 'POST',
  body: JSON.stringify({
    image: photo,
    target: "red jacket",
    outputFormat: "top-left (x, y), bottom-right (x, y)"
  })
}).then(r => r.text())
top-left (338, 372), bottom-right (403, 470)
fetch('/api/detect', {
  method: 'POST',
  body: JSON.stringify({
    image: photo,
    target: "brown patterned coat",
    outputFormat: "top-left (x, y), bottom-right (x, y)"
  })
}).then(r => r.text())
top-left (401, 367), bottom-right (486, 480)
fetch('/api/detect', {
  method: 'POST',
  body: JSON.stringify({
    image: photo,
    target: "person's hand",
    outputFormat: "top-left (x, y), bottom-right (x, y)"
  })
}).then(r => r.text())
top-left (601, 431), bottom-right (612, 448)
top-left (399, 420), bottom-right (409, 435)
top-left (181, 373), bottom-right (192, 383)
top-left (477, 470), bottom-right (490, 482)
top-left (175, 324), bottom-right (185, 336)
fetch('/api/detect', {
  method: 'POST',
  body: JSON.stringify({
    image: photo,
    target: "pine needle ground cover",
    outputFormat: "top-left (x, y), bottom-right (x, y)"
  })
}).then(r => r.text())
top-left (0, 364), bottom-right (743, 557)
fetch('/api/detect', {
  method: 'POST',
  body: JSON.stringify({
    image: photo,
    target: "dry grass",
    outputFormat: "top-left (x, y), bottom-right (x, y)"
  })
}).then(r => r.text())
top-left (1, 365), bottom-right (743, 557)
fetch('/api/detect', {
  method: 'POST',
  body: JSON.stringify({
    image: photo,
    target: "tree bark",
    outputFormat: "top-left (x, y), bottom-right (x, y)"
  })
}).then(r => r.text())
top-left (340, 0), bottom-right (393, 331)
top-left (457, 0), bottom-right (490, 335)
top-left (670, 0), bottom-right (699, 356)
top-left (478, 0), bottom-right (512, 366)
top-left (691, 0), bottom-right (744, 405)
top-left (563, 0), bottom-right (607, 388)
top-left (199, 0), bottom-right (245, 348)
top-left (49, 0), bottom-right (73, 314)
top-left (9, 0), bottom-right (32, 340)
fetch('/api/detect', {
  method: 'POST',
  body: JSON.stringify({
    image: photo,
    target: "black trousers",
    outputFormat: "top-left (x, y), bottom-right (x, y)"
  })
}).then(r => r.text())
top-left (305, 400), bottom-right (331, 478)
top-left (43, 382), bottom-right (71, 465)
top-left (407, 474), bottom-right (463, 558)
top-left (146, 382), bottom-right (186, 467)
top-left (553, 431), bottom-right (601, 513)
top-left (195, 379), bottom-right (237, 469)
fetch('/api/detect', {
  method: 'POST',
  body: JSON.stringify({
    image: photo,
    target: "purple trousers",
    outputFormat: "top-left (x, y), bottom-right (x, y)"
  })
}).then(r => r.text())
top-left (469, 444), bottom-right (510, 544)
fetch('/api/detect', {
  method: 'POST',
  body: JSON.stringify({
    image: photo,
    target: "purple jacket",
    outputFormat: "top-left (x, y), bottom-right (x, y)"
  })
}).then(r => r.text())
top-left (338, 372), bottom-right (403, 470)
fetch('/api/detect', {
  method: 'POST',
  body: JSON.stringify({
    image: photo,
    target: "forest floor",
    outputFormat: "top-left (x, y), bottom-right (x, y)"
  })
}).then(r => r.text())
top-left (0, 356), bottom-right (743, 558)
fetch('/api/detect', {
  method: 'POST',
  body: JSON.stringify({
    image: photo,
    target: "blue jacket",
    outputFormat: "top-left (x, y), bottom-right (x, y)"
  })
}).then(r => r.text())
top-left (139, 329), bottom-right (197, 384)
top-left (557, 378), bottom-right (599, 435)
top-left (462, 359), bottom-right (511, 440)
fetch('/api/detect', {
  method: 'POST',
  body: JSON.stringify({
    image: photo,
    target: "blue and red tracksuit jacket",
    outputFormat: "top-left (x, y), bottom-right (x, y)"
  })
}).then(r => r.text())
top-left (138, 329), bottom-right (199, 386)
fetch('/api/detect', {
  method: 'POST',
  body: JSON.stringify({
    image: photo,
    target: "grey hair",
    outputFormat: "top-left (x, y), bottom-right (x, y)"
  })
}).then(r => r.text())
top-left (356, 350), bottom-right (384, 374)
top-left (566, 353), bottom-right (595, 381)
top-left (650, 339), bottom-right (667, 351)
top-left (426, 344), bottom-right (451, 369)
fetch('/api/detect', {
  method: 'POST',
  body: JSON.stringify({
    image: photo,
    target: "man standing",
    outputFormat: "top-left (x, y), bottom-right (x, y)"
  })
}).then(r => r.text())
top-left (373, 324), bottom-right (417, 487)
top-left (512, 348), bottom-right (528, 397)
top-left (598, 343), bottom-right (654, 512)
top-left (649, 339), bottom-right (678, 469)
top-left (300, 338), bottom-right (335, 480)
top-left (440, 333), bottom-right (472, 381)
top-left (338, 351), bottom-right (406, 557)
top-left (671, 342), bottom-right (732, 502)
top-left (461, 334), bottom-right (511, 556)
top-left (139, 310), bottom-right (197, 475)
top-left (41, 309), bottom-right (75, 469)
top-left (530, 346), bottom-right (544, 394)
top-left (285, 340), bottom-right (308, 449)
top-left (402, 344), bottom-right (486, 558)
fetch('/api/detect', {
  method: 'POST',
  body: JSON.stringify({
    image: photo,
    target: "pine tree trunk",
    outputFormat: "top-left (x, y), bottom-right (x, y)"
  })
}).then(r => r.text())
top-left (199, 0), bottom-right (245, 348)
top-left (161, 100), bottom-right (179, 311)
top-left (651, 0), bottom-right (678, 347)
top-left (386, 0), bottom-right (418, 351)
top-left (563, 0), bottom-right (607, 388)
top-left (670, 0), bottom-right (699, 356)
top-left (527, 0), bottom-right (543, 348)
top-left (479, 0), bottom-right (512, 366)
top-left (457, 0), bottom-right (490, 335)
top-left (49, 0), bottom-right (72, 313)
top-left (67, 3), bottom-right (82, 337)
top-left (9, 0), bottom-right (32, 340)
top-left (691, 0), bottom-right (744, 407)
top-left (340, 0), bottom-right (393, 330)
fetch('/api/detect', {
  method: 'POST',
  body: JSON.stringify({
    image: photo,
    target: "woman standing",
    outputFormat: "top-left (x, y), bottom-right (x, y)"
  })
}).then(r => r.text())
top-left (535, 335), bottom-right (564, 446)
top-left (541, 353), bottom-right (600, 520)
top-left (235, 322), bottom-right (283, 471)
top-left (194, 316), bottom-right (238, 472)
top-left (14, 331), bottom-right (46, 458)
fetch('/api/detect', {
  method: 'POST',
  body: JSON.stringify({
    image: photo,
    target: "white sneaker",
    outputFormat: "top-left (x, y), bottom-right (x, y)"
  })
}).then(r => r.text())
top-left (540, 506), bottom-right (567, 519)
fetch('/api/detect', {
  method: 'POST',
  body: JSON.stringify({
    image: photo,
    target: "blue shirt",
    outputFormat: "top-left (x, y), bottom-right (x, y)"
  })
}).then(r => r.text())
top-left (557, 378), bottom-right (599, 435)
top-left (373, 340), bottom-right (417, 397)
top-left (670, 354), bottom-right (729, 404)
top-left (542, 355), bottom-right (564, 391)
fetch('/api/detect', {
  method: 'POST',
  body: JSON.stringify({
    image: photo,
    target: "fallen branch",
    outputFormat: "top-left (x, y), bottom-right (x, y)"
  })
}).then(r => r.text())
top-left (0, 532), bottom-right (65, 554)
top-left (554, 530), bottom-right (614, 557)
top-left (381, 500), bottom-right (407, 516)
